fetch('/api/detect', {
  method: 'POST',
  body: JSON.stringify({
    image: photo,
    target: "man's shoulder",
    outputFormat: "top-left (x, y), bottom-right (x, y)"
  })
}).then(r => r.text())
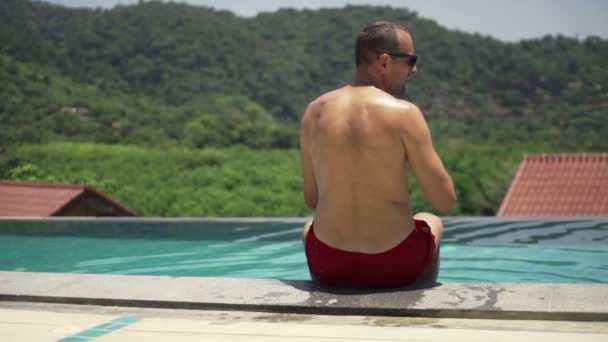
top-left (305, 86), bottom-right (423, 119)
top-left (311, 87), bottom-right (346, 105)
top-left (371, 96), bottom-right (422, 120)
top-left (303, 87), bottom-right (347, 117)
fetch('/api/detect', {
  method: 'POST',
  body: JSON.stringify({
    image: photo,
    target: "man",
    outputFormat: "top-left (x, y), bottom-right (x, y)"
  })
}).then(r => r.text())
top-left (300, 22), bottom-right (457, 288)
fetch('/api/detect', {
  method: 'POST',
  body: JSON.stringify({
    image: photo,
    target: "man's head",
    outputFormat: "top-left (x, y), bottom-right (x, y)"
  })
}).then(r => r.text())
top-left (355, 22), bottom-right (417, 97)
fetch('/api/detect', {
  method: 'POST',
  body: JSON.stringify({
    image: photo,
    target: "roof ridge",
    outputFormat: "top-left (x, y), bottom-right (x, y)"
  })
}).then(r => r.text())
top-left (524, 153), bottom-right (608, 162)
top-left (0, 181), bottom-right (92, 190)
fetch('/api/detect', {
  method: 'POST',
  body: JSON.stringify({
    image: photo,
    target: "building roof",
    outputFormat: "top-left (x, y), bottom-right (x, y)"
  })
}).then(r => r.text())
top-left (0, 181), bottom-right (139, 217)
top-left (497, 153), bottom-right (608, 216)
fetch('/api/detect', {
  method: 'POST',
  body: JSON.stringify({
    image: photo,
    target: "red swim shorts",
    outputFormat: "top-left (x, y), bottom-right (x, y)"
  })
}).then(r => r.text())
top-left (304, 219), bottom-right (436, 288)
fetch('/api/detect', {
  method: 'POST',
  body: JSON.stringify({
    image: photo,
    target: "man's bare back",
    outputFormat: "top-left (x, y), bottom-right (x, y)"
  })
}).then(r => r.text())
top-left (301, 85), bottom-right (417, 253)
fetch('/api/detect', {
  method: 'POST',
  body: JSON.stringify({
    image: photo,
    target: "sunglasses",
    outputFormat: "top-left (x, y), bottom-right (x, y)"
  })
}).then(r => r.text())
top-left (388, 52), bottom-right (417, 67)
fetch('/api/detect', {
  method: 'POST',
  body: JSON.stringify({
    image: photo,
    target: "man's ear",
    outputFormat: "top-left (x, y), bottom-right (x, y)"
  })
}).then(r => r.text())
top-left (377, 53), bottom-right (391, 74)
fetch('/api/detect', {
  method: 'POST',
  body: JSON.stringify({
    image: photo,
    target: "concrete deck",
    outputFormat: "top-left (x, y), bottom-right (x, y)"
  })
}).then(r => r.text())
top-left (1, 272), bottom-right (607, 322)
top-left (1, 302), bottom-right (607, 341)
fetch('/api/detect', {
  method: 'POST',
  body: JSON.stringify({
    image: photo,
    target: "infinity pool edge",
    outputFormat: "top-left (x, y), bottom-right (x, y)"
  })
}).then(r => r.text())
top-left (0, 271), bottom-right (606, 322)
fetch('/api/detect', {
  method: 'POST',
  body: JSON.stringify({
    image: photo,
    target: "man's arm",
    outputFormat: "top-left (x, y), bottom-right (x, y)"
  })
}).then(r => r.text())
top-left (300, 103), bottom-right (318, 210)
top-left (401, 104), bottom-right (457, 211)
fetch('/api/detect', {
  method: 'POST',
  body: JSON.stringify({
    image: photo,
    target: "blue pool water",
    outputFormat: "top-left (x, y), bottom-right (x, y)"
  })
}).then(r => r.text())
top-left (0, 217), bottom-right (607, 283)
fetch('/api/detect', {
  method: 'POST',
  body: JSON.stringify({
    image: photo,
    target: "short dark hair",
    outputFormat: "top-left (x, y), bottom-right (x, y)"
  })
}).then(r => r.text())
top-left (355, 22), bottom-right (410, 67)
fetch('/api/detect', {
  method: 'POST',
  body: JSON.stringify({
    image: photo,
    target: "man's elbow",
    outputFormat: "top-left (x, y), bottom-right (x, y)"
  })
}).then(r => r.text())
top-left (305, 199), bottom-right (317, 211)
top-left (432, 180), bottom-right (457, 212)
top-left (304, 192), bottom-right (317, 210)
top-left (434, 192), bottom-right (457, 212)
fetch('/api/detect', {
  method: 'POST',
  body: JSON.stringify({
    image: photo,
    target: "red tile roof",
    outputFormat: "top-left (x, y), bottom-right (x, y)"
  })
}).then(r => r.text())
top-left (0, 181), bottom-right (138, 217)
top-left (498, 153), bottom-right (608, 216)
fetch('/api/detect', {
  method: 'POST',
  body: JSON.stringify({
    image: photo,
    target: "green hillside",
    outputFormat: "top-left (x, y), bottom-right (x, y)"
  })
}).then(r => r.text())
top-left (2, 0), bottom-right (607, 149)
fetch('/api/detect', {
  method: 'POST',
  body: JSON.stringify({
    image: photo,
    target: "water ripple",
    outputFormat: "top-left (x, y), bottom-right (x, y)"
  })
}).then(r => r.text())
top-left (75, 252), bottom-right (195, 267)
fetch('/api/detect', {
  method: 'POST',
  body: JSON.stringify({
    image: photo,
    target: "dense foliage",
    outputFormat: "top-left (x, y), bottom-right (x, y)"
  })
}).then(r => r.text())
top-left (0, 143), bottom-right (306, 216)
top-left (0, 0), bottom-right (606, 216)
top-left (0, 142), bottom-right (559, 216)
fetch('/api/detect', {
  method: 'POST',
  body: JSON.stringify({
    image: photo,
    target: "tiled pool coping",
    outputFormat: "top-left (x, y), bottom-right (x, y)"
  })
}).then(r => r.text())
top-left (0, 271), bottom-right (606, 322)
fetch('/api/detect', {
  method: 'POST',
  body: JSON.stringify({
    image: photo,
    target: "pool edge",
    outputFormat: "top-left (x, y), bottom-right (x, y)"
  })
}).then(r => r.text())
top-left (0, 271), bottom-right (606, 322)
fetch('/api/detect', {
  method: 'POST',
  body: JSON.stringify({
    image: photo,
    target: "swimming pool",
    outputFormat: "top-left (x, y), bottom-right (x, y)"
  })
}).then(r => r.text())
top-left (1, 217), bottom-right (606, 283)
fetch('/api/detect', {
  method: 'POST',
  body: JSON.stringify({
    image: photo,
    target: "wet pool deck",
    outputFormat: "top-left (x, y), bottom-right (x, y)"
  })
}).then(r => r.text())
top-left (2, 302), bottom-right (608, 342)
top-left (0, 271), bottom-right (607, 341)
